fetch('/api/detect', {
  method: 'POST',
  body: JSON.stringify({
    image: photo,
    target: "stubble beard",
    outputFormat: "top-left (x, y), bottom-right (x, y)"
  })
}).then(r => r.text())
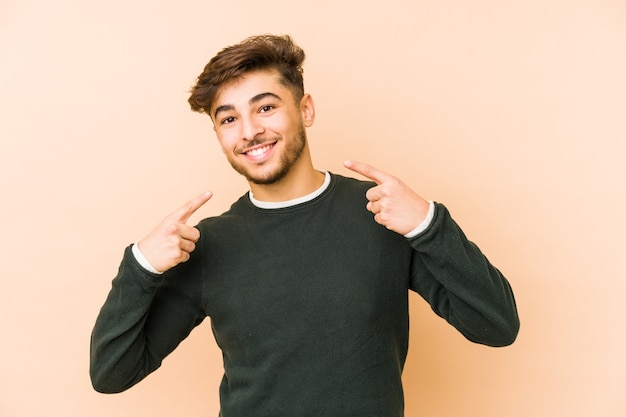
top-left (228, 123), bottom-right (307, 185)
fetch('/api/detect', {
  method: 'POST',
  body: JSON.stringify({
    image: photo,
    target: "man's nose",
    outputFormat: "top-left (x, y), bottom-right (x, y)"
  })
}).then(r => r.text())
top-left (241, 116), bottom-right (264, 141)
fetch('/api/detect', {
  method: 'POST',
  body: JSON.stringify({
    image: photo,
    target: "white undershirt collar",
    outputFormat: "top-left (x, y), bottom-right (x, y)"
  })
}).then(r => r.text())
top-left (249, 171), bottom-right (331, 209)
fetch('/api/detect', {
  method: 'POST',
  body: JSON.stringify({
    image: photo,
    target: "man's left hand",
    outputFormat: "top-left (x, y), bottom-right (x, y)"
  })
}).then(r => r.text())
top-left (344, 160), bottom-right (430, 235)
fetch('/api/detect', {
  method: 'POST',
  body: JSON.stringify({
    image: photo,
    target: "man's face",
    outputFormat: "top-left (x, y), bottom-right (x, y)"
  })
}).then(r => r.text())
top-left (211, 69), bottom-right (314, 185)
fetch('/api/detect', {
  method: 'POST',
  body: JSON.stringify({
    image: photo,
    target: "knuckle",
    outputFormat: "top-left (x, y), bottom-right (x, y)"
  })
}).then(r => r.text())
top-left (169, 246), bottom-right (183, 257)
top-left (167, 235), bottom-right (181, 246)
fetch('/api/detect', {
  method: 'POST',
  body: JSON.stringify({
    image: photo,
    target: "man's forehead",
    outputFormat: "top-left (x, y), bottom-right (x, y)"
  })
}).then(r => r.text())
top-left (212, 69), bottom-right (285, 111)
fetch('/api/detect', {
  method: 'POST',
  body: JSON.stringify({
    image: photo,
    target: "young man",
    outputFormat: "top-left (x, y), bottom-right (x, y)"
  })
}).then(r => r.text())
top-left (90, 34), bottom-right (519, 416)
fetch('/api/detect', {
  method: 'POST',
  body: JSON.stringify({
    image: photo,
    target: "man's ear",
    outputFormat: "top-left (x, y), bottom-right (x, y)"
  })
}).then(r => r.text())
top-left (301, 94), bottom-right (315, 127)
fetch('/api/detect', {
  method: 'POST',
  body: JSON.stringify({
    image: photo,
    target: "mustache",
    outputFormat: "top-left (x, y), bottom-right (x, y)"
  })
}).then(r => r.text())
top-left (238, 137), bottom-right (280, 151)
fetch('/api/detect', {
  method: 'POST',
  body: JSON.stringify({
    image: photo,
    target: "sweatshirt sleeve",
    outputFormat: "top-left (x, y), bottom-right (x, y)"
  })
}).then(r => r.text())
top-left (408, 203), bottom-right (520, 347)
top-left (89, 245), bottom-right (206, 393)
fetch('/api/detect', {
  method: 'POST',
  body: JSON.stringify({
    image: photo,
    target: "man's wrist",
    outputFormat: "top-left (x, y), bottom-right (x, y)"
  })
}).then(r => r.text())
top-left (131, 243), bottom-right (163, 274)
top-left (404, 201), bottom-right (435, 238)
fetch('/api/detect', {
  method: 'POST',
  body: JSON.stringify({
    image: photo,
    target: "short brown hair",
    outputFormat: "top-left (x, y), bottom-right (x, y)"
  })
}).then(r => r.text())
top-left (188, 34), bottom-right (306, 116)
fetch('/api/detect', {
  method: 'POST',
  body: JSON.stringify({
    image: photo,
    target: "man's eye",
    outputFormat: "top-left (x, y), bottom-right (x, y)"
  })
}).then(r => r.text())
top-left (221, 116), bottom-right (235, 125)
top-left (259, 105), bottom-right (274, 113)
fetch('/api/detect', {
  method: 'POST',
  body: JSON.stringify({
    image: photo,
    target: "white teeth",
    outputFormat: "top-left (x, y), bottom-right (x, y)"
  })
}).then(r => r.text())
top-left (247, 145), bottom-right (271, 156)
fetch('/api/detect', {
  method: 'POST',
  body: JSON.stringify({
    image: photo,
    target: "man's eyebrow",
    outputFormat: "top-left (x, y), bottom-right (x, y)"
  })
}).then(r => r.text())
top-left (250, 92), bottom-right (282, 105)
top-left (213, 104), bottom-right (234, 119)
top-left (213, 92), bottom-right (283, 119)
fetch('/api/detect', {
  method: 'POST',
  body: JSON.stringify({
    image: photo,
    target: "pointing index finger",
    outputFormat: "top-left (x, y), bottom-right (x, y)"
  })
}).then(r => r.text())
top-left (343, 160), bottom-right (391, 185)
top-left (172, 191), bottom-right (213, 223)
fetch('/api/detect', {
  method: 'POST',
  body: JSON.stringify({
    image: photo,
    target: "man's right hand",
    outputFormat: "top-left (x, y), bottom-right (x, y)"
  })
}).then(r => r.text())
top-left (137, 191), bottom-right (212, 273)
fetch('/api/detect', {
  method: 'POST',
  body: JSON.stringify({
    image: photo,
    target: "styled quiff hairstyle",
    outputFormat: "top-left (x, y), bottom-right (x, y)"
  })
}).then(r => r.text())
top-left (188, 34), bottom-right (306, 116)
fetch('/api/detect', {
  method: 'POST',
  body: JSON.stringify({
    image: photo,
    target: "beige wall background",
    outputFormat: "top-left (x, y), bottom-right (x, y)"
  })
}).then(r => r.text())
top-left (1, 0), bottom-right (625, 416)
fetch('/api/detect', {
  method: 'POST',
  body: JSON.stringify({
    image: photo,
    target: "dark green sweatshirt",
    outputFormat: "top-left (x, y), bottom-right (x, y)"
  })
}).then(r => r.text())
top-left (90, 174), bottom-right (519, 416)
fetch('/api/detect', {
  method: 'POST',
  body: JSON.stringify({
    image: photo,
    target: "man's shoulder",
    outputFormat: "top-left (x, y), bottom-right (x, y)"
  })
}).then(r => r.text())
top-left (330, 172), bottom-right (374, 190)
top-left (328, 173), bottom-right (374, 202)
top-left (195, 193), bottom-right (250, 228)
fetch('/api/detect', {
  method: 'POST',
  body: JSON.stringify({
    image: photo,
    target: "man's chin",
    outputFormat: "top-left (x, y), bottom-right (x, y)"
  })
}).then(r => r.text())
top-left (246, 170), bottom-right (289, 185)
top-left (232, 163), bottom-right (289, 186)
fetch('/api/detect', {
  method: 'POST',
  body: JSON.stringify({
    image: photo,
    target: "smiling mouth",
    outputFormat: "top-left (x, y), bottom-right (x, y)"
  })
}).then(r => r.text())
top-left (243, 141), bottom-right (277, 159)
top-left (247, 144), bottom-right (273, 156)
